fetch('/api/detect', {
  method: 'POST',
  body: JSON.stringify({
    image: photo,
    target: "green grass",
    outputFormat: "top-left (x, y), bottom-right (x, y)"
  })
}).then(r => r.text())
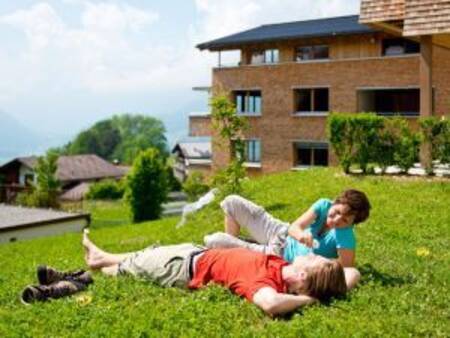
top-left (1, 168), bottom-right (449, 337)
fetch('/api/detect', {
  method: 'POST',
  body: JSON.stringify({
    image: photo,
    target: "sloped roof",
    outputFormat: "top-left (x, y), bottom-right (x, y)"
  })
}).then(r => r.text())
top-left (56, 154), bottom-right (124, 182)
top-left (172, 137), bottom-right (211, 159)
top-left (197, 15), bottom-right (377, 51)
top-left (60, 182), bottom-right (91, 201)
top-left (0, 154), bottom-right (125, 183)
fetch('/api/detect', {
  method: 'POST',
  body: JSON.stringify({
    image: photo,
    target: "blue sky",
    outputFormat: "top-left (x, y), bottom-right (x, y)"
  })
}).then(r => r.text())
top-left (0, 0), bottom-right (360, 149)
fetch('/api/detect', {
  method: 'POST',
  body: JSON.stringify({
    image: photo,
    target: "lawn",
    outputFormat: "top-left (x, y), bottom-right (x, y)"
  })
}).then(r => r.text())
top-left (0, 168), bottom-right (449, 337)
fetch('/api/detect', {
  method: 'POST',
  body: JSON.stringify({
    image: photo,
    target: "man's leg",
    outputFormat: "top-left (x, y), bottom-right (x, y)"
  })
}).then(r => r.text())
top-left (82, 230), bottom-right (134, 271)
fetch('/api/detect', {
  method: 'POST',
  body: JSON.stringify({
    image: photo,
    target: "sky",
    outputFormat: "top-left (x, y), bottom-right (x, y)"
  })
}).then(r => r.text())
top-left (0, 0), bottom-right (361, 149)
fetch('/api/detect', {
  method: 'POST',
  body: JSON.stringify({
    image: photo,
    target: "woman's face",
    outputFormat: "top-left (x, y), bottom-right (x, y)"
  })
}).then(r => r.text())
top-left (326, 203), bottom-right (355, 228)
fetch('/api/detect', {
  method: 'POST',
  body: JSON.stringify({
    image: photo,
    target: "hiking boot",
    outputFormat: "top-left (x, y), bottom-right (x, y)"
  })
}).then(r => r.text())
top-left (37, 265), bottom-right (93, 286)
top-left (21, 280), bottom-right (86, 304)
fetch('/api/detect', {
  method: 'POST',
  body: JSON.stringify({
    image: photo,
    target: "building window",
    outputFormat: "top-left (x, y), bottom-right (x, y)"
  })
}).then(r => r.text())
top-left (245, 139), bottom-right (261, 163)
top-left (294, 88), bottom-right (329, 113)
top-left (357, 89), bottom-right (421, 116)
top-left (294, 142), bottom-right (328, 167)
top-left (382, 38), bottom-right (420, 56)
top-left (235, 91), bottom-right (262, 115)
top-left (24, 174), bottom-right (34, 186)
top-left (251, 49), bottom-right (279, 64)
top-left (296, 45), bottom-right (329, 61)
top-left (233, 139), bottom-right (261, 163)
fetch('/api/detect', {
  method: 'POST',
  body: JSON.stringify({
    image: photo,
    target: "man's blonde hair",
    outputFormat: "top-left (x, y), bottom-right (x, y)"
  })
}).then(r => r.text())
top-left (298, 260), bottom-right (347, 301)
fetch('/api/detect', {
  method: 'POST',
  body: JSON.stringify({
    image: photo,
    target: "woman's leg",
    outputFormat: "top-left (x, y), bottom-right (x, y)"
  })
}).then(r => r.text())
top-left (220, 195), bottom-right (288, 244)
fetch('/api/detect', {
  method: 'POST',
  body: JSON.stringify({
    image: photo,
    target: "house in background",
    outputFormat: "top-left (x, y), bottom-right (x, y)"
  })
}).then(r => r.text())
top-left (0, 154), bottom-right (128, 202)
top-left (185, 2), bottom-right (450, 176)
top-left (172, 136), bottom-right (212, 181)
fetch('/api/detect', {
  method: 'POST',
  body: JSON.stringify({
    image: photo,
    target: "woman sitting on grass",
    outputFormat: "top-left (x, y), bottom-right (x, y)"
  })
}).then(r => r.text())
top-left (81, 230), bottom-right (348, 316)
top-left (204, 189), bottom-right (370, 270)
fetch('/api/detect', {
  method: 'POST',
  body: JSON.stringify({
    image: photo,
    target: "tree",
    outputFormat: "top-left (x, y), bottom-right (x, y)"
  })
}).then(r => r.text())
top-left (126, 148), bottom-right (168, 222)
top-left (210, 93), bottom-right (249, 195)
top-left (62, 114), bottom-right (167, 164)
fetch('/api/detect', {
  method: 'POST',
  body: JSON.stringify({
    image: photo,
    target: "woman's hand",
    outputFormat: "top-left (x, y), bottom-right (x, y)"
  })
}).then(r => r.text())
top-left (295, 232), bottom-right (314, 248)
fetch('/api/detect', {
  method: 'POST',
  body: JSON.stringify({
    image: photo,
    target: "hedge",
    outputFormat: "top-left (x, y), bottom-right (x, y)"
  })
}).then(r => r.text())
top-left (328, 114), bottom-right (448, 174)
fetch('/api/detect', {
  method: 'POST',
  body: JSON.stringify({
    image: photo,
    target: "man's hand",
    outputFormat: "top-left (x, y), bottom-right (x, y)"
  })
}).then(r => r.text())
top-left (295, 232), bottom-right (314, 248)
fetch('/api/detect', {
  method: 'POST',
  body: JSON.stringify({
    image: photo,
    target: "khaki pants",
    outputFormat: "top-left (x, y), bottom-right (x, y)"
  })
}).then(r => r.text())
top-left (118, 243), bottom-right (205, 288)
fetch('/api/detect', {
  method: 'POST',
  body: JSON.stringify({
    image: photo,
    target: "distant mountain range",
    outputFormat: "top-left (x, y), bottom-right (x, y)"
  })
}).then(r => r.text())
top-left (0, 110), bottom-right (67, 165)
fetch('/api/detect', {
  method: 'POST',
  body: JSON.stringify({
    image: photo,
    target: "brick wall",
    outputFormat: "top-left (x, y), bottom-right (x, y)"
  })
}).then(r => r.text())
top-left (197, 37), bottom-right (450, 175)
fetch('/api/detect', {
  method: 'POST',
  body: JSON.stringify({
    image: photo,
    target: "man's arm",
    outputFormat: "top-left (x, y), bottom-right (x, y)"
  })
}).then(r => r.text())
top-left (344, 267), bottom-right (361, 291)
top-left (252, 287), bottom-right (317, 316)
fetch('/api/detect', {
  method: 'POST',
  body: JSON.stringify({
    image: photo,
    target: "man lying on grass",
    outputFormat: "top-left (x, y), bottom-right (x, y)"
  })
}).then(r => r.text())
top-left (83, 230), bottom-right (348, 316)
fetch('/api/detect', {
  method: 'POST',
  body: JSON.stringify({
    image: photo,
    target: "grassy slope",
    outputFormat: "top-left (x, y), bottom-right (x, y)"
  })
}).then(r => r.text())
top-left (0, 168), bottom-right (449, 337)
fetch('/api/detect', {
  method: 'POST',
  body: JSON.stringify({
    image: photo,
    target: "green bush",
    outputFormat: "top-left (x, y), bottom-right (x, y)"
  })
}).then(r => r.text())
top-left (86, 180), bottom-right (125, 200)
top-left (182, 171), bottom-right (209, 201)
top-left (420, 117), bottom-right (450, 168)
top-left (125, 148), bottom-right (168, 222)
top-left (328, 113), bottom-right (384, 173)
top-left (166, 165), bottom-right (182, 192)
top-left (328, 114), bottom-right (420, 174)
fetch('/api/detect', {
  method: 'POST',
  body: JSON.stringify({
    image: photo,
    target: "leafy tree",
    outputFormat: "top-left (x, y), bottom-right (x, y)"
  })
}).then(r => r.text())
top-left (210, 93), bottom-right (248, 195)
top-left (86, 179), bottom-right (125, 200)
top-left (62, 114), bottom-right (167, 164)
top-left (126, 148), bottom-right (168, 222)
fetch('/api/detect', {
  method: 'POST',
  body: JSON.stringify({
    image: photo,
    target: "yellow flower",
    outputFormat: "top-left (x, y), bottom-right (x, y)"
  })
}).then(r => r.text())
top-left (416, 247), bottom-right (430, 257)
top-left (75, 294), bottom-right (92, 306)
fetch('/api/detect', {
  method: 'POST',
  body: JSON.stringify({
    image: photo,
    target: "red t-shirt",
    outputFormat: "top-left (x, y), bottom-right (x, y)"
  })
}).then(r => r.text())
top-left (188, 248), bottom-right (288, 301)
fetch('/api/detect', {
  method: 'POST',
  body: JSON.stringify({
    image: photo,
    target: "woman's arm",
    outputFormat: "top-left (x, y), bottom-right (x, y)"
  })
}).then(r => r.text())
top-left (337, 249), bottom-right (355, 268)
top-left (288, 208), bottom-right (317, 246)
top-left (252, 287), bottom-right (317, 316)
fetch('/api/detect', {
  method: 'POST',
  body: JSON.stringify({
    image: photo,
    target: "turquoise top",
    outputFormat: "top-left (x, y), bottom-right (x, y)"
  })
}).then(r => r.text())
top-left (282, 198), bottom-right (356, 263)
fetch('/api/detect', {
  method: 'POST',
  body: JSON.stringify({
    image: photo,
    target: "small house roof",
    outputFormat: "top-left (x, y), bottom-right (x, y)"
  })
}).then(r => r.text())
top-left (172, 137), bottom-right (211, 159)
top-left (197, 15), bottom-right (378, 51)
top-left (0, 154), bottom-right (125, 183)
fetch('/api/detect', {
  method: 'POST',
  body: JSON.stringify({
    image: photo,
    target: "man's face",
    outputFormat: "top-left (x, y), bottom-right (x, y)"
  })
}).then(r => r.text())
top-left (326, 203), bottom-right (355, 228)
top-left (287, 254), bottom-right (330, 294)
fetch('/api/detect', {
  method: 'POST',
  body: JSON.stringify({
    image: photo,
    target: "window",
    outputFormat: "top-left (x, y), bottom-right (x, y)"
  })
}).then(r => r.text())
top-left (294, 142), bottom-right (328, 166)
top-left (382, 38), bottom-right (420, 56)
top-left (233, 139), bottom-right (261, 164)
top-left (296, 45), bottom-right (329, 61)
top-left (24, 174), bottom-right (34, 186)
top-left (235, 91), bottom-right (262, 115)
top-left (251, 49), bottom-right (279, 64)
top-left (245, 139), bottom-right (261, 163)
top-left (294, 88), bottom-right (329, 113)
top-left (357, 89), bottom-right (421, 116)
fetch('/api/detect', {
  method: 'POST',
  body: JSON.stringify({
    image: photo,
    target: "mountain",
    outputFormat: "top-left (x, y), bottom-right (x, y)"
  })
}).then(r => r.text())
top-left (0, 110), bottom-right (46, 164)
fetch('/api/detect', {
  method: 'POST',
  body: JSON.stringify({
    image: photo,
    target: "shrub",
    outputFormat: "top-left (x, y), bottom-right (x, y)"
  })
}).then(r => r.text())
top-left (125, 148), bottom-right (168, 222)
top-left (166, 164), bottom-right (182, 192)
top-left (86, 180), bottom-right (124, 200)
top-left (420, 117), bottom-right (450, 170)
top-left (182, 172), bottom-right (209, 202)
top-left (328, 114), bottom-right (420, 174)
top-left (328, 113), bottom-right (383, 173)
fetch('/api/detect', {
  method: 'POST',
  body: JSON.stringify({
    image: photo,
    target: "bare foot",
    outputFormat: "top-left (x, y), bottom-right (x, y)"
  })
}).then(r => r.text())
top-left (82, 229), bottom-right (110, 269)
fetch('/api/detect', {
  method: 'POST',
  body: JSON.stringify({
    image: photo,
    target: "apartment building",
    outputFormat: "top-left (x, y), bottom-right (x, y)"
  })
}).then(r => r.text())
top-left (180, 2), bottom-right (450, 176)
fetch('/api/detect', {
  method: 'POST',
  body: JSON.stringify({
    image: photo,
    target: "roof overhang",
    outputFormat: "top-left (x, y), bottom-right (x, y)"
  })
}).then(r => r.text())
top-left (359, 0), bottom-right (450, 49)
